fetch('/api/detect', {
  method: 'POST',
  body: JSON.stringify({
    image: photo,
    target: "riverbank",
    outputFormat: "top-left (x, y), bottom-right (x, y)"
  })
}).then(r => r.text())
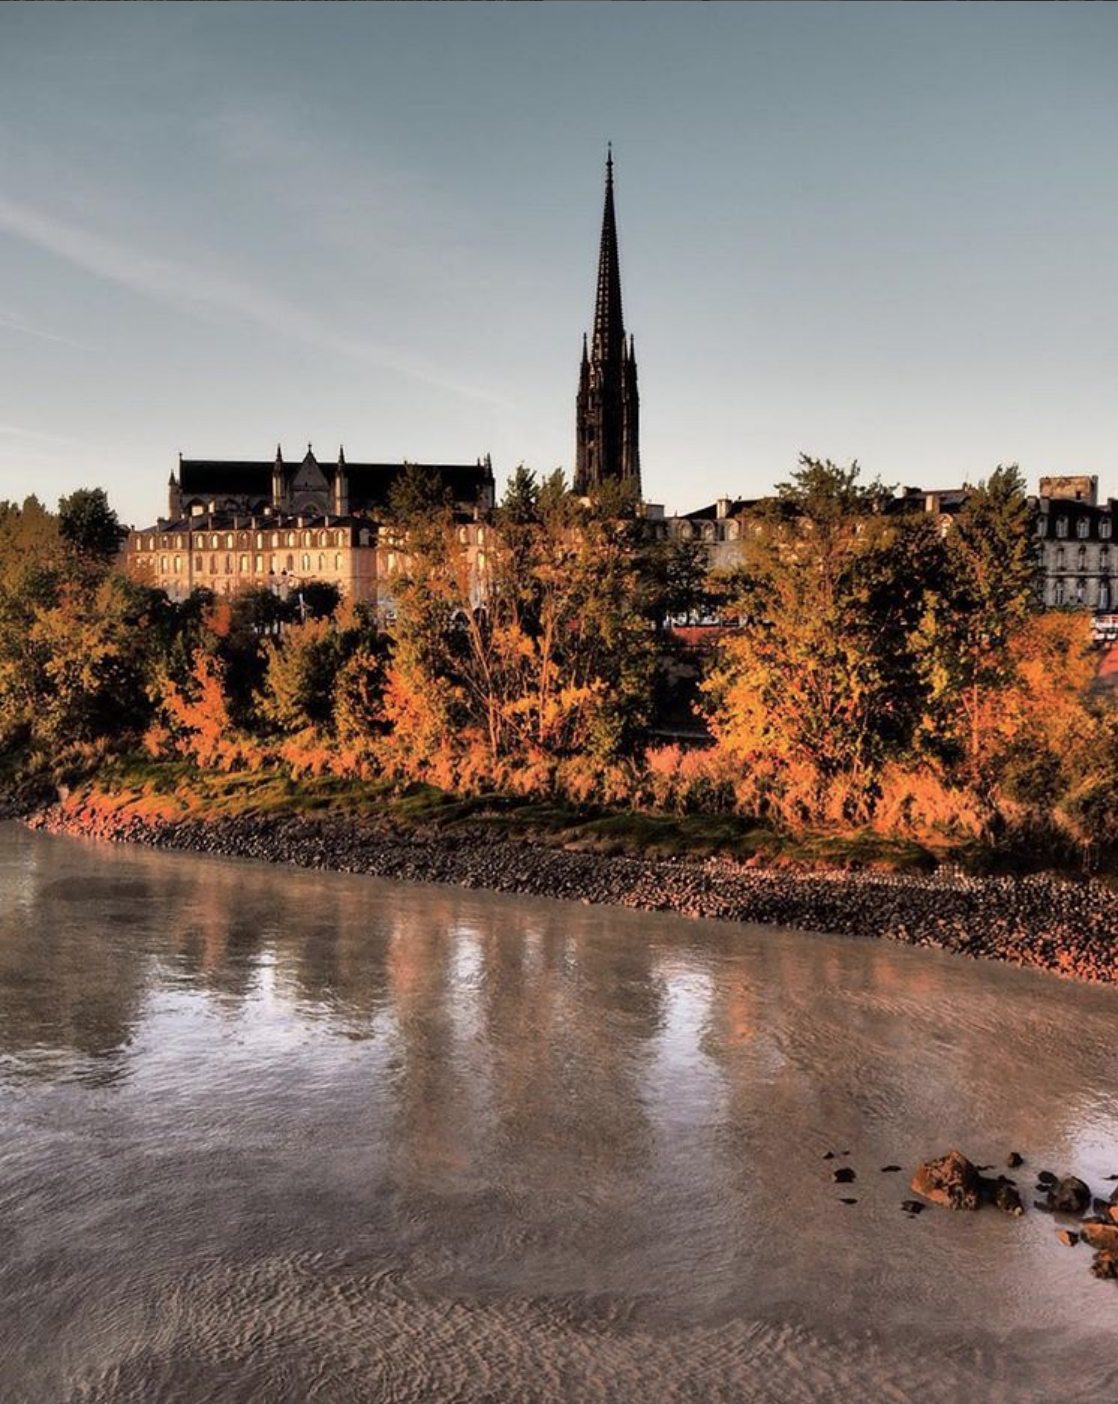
top-left (23, 784), bottom-right (1118, 987)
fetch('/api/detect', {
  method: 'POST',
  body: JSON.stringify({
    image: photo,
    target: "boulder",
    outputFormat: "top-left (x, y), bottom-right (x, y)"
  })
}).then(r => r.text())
top-left (1051, 1176), bottom-right (1092, 1216)
top-left (911, 1150), bottom-right (981, 1211)
top-left (833, 1167), bottom-right (856, 1184)
top-left (1079, 1221), bottom-right (1118, 1252)
top-left (1007, 1151), bottom-right (1024, 1169)
top-left (995, 1182), bottom-right (1025, 1217)
top-left (1090, 1250), bottom-right (1118, 1281)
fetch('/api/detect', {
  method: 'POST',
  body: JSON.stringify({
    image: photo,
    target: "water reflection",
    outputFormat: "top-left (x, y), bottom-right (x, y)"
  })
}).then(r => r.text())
top-left (2, 823), bottom-right (1118, 1402)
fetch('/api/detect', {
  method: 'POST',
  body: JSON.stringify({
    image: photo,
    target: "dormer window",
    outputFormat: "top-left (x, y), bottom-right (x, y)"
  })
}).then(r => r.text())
top-left (1056, 517), bottom-right (1068, 538)
top-left (1077, 518), bottom-right (1090, 539)
top-left (1102, 520), bottom-right (1112, 540)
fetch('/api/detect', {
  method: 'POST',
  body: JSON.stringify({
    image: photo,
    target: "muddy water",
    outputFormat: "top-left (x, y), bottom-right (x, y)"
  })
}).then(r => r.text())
top-left (1, 821), bottom-right (1116, 1402)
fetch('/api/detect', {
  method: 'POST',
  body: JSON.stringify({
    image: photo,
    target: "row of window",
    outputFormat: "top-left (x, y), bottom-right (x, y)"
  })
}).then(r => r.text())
top-left (1053, 547), bottom-right (1111, 570)
top-left (145, 529), bottom-right (349, 552)
top-left (157, 553), bottom-right (347, 576)
top-left (1048, 516), bottom-right (1113, 540)
top-left (1051, 578), bottom-right (1114, 607)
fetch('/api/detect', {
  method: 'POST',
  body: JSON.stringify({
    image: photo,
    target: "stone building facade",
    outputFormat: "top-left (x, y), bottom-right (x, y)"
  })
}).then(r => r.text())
top-left (1034, 475), bottom-right (1117, 612)
top-left (125, 446), bottom-right (495, 612)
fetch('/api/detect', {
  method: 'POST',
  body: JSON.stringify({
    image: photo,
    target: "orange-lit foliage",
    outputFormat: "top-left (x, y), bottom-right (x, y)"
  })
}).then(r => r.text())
top-left (152, 653), bottom-right (264, 771)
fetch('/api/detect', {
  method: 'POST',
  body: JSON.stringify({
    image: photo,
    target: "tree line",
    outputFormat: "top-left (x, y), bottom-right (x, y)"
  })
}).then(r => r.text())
top-left (0, 463), bottom-right (1114, 861)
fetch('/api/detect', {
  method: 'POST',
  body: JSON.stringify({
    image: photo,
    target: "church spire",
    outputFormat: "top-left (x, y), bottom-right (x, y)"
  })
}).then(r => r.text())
top-left (575, 149), bottom-right (640, 498)
top-left (591, 145), bottom-right (625, 366)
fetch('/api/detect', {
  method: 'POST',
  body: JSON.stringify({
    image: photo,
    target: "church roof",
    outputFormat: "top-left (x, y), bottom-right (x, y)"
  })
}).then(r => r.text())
top-left (177, 456), bottom-right (493, 511)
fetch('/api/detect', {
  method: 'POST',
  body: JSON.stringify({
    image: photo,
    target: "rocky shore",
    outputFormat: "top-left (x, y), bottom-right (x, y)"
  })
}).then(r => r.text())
top-left (20, 792), bottom-right (1118, 987)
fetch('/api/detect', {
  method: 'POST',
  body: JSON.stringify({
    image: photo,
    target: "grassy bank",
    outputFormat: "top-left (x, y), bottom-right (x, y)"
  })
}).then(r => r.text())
top-left (25, 753), bottom-right (950, 874)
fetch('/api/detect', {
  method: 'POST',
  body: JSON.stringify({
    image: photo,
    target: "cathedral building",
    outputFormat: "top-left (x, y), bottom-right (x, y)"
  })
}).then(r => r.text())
top-left (125, 446), bottom-right (494, 608)
top-left (575, 150), bottom-right (640, 497)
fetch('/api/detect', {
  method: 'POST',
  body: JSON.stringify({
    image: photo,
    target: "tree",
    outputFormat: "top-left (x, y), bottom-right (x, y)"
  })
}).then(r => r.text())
top-left (57, 488), bottom-right (125, 568)
top-left (913, 464), bottom-right (1039, 771)
top-left (702, 456), bottom-right (932, 820)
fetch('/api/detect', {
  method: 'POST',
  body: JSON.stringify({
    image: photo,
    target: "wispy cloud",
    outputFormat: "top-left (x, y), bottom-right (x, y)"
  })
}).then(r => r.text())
top-left (0, 194), bottom-right (509, 409)
top-left (0, 422), bottom-right (80, 446)
top-left (0, 308), bottom-right (84, 349)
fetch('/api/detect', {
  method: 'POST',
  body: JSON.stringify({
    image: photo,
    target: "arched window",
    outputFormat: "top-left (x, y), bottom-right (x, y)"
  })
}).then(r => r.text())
top-left (301, 553), bottom-right (310, 571)
top-left (1077, 545), bottom-right (1087, 569)
top-left (225, 533), bottom-right (234, 549)
top-left (210, 534), bottom-right (219, 550)
top-left (334, 553), bottom-right (342, 570)
top-left (1056, 517), bottom-right (1068, 538)
top-left (1102, 520), bottom-right (1113, 540)
top-left (286, 532), bottom-right (296, 548)
top-left (173, 555), bottom-right (181, 574)
top-left (1056, 547), bottom-right (1065, 570)
top-left (239, 554), bottom-right (248, 573)
top-left (285, 554), bottom-right (294, 572)
top-left (256, 533), bottom-right (264, 549)
top-left (318, 553), bottom-right (325, 571)
top-left (319, 531), bottom-right (328, 547)
top-left (1100, 581), bottom-right (1111, 611)
top-left (160, 555), bottom-right (168, 573)
top-left (303, 531), bottom-right (312, 547)
top-left (254, 555), bottom-right (263, 573)
top-left (175, 535), bottom-right (183, 549)
top-left (1076, 577), bottom-right (1086, 604)
top-left (271, 532), bottom-right (280, 548)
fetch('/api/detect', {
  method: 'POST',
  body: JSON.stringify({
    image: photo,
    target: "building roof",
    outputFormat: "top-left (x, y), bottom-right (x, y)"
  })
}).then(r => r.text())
top-left (176, 456), bottom-right (494, 511)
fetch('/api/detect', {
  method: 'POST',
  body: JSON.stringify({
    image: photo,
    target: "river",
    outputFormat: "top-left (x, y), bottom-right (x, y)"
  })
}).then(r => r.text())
top-left (0, 821), bottom-right (1116, 1402)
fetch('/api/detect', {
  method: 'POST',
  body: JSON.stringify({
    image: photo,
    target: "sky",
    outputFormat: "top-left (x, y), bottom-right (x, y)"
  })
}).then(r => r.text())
top-left (0, 2), bottom-right (1116, 528)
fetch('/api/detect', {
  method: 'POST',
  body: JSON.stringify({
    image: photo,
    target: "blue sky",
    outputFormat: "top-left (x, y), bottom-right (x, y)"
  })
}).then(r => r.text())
top-left (1, 2), bottom-right (1116, 527)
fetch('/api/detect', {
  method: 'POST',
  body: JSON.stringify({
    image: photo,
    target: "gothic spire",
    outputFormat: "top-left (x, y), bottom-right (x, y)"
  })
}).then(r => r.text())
top-left (591, 146), bottom-right (625, 365)
top-left (575, 150), bottom-right (640, 498)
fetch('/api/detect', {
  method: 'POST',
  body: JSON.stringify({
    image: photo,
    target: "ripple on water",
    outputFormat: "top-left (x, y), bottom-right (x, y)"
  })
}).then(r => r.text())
top-left (45, 1250), bottom-right (1118, 1404)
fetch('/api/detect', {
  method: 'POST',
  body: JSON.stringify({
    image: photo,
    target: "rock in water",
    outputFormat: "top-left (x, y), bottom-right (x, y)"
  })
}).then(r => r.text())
top-left (1007, 1151), bottom-right (1024, 1169)
top-left (1051, 1176), bottom-right (1092, 1216)
top-left (911, 1150), bottom-right (982, 1211)
top-left (995, 1182), bottom-right (1025, 1217)
top-left (833, 1167), bottom-right (856, 1184)
top-left (1057, 1230), bottom-right (1079, 1247)
top-left (1090, 1250), bottom-right (1118, 1280)
top-left (1080, 1221), bottom-right (1118, 1252)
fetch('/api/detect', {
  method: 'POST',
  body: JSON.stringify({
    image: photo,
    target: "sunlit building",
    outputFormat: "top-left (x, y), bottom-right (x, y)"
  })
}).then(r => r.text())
top-left (124, 444), bottom-right (495, 609)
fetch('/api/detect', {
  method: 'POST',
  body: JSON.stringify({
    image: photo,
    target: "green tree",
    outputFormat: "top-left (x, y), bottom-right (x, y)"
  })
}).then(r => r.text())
top-left (913, 464), bottom-right (1038, 770)
top-left (57, 488), bottom-right (125, 568)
